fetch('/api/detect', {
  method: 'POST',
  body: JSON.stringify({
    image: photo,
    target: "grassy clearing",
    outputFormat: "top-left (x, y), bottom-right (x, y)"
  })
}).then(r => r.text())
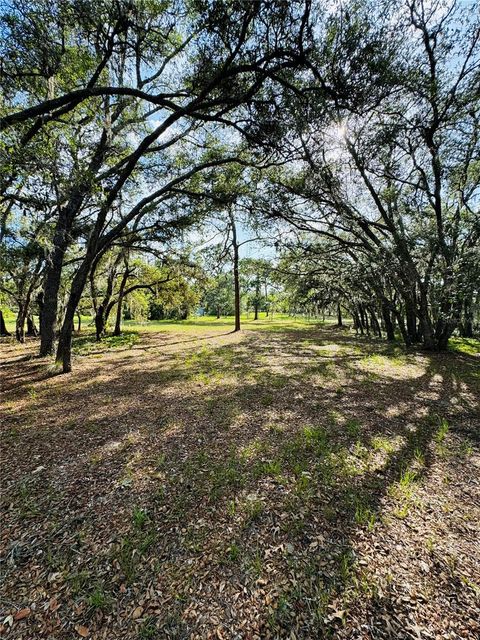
top-left (123, 313), bottom-right (331, 333)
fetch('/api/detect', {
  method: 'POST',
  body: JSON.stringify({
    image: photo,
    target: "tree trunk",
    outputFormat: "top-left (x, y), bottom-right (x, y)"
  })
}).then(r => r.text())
top-left (0, 310), bottom-right (11, 336)
top-left (113, 264), bottom-right (130, 336)
top-left (15, 303), bottom-right (29, 343)
top-left (434, 316), bottom-right (455, 351)
top-left (360, 305), bottom-right (370, 335)
top-left (26, 316), bottom-right (39, 336)
top-left (92, 250), bottom-right (124, 341)
top-left (40, 205), bottom-right (76, 356)
top-left (436, 330), bottom-right (450, 351)
top-left (381, 303), bottom-right (395, 341)
top-left (358, 306), bottom-right (364, 334)
top-left (459, 298), bottom-right (474, 338)
top-left (36, 291), bottom-right (44, 335)
top-left (16, 317), bottom-right (25, 342)
top-left (229, 208), bottom-right (241, 332)
top-left (76, 311), bottom-right (82, 332)
top-left (16, 263), bottom-right (42, 343)
top-left (95, 306), bottom-right (106, 341)
top-left (113, 302), bottom-right (123, 335)
top-left (417, 288), bottom-right (436, 350)
top-left (253, 278), bottom-right (260, 321)
top-left (352, 309), bottom-right (362, 335)
top-left (459, 321), bottom-right (473, 338)
top-left (337, 303), bottom-right (342, 327)
top-left (369, 307), bottom-right (381, 338)
top-left (393, 308), bottom-right (411, 347)
top-left (55, 256), bottom-right (93, 372)
top-left (406, 304), bottom-right (418, 344)
top-left (40, 134), bottom-right (110, 357)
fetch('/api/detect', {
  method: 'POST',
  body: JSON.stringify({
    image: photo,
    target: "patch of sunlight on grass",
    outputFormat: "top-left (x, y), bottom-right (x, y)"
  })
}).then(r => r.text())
top-left (120, 314), bottom-right (330, 334)
top-left (239, 439), bottom-right (268, 461)
top-left (88, 431), bottom-right (143, 472)
top-left (361, 354), bottom-right (390, 367)
top-left (449, 337), bottom-right (480, 356)
top-left (306, 361), bottom-right (337, 379)
top-left (73, 331), bottom-right (138, 354)
top-left (331, 448), bottom-right (365, 478)
top-left (315, 343), bottom-right (359, 357)
top-left (357, 351), bottom-right (427, 381)
top-left (371, 436), bottom-right (397, 454)
top-left (182, 346), bottom-right (225, 383)
top-left (388, 464), bottom-right (423, 519)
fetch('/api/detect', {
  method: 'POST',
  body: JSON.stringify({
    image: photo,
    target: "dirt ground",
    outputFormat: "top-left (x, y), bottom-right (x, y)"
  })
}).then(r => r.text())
top-left (1, 323), bottom-right (479, 639)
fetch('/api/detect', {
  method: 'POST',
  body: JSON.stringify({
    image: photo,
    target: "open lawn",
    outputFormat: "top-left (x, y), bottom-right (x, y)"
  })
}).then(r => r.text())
top-left (1, 318), bottom-right (479, 639)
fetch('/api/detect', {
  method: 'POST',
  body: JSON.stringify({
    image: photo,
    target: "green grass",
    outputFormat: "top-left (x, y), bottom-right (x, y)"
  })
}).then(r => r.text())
top-left (449, 337), bottom-right (480, 356)
top-left (345, 419), bottom-right (361, 438)
top-left (132, 507), bottom-right (149, 529)
top-left (73, 331), bottom-right (139, 354)
top-left (371, 436), bottom-right (396, 454)
top-left (226, 542), bottom-right (241, 563)
top-left (1, 310), bottom-right (333, 336)
top-left (87, 586), bottom-right (111, 610)
top-left (138, 617), bottom-right (158, 638)
top-left (123, 313), bottom-right (331, 334)
top-left (354, 502), bottom-right (376, 530)
top-left (434, 418), bottom-right (449, 444)
top-left (16, 482), bottom-right (40, 519)
top-left (3, 310), bottom-right (478, 355)
top-left (112, 508), bottom-right (156, 583)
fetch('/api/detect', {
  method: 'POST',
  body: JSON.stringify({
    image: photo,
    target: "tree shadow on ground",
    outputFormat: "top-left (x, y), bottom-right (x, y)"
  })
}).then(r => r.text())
top-left (1, 326), bottom-right (478, 639)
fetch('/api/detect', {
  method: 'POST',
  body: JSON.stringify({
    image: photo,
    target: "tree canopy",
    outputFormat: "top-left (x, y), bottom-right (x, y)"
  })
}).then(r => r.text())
top-left (1, 0), bottom-right (479, 368)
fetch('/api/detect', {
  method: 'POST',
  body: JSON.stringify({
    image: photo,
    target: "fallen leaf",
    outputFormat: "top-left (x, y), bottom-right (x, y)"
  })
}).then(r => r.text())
top-left (14, 608), bottom-right (31, 621)
top-left (48, 571), bottom-right (62, 583)
top-left (49, 598), bottom-right (60, 612)
top-left (132, 606), bottom-right (144, 619)
top-left (75, 625), bottom-right (89, 637)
